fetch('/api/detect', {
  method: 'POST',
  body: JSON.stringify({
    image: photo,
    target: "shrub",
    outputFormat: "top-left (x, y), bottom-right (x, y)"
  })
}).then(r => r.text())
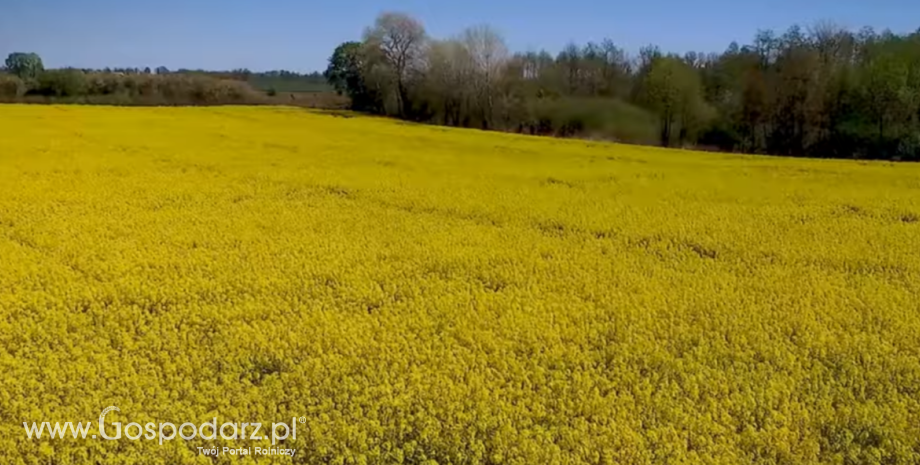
top-left (896, 131), bottom-right (920, 161)
top-left (85, 73), bottom-right (125, 95)
top-left (31, 69), bottom-right (88, 97)
top-left (0, 74), bottom-right (25, 99)
top-left (5, 70), bottom-right (264, 106)
top-left (527, 97), bottom-right (660, 143)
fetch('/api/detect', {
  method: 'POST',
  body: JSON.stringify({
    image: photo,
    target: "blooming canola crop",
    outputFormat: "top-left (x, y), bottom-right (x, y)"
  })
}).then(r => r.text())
top-left (1, 104), bottom-right (919, 464)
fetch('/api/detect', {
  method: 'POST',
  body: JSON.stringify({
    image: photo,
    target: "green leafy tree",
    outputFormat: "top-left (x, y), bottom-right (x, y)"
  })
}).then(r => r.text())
top-left (324, 41), bottom-right (390, 113)
top-left (324, 41), bottom-right (364, 96)
top-left (33, 69), bottom-right (88, 97)
top-left (637, 55), bottom-right (709, 146)
top-left (860, 45), bottom-right (914, 144)
top-left (5, 52), bottom-right (44, 80)
top-left (363, 12), bottom-right (427, 117)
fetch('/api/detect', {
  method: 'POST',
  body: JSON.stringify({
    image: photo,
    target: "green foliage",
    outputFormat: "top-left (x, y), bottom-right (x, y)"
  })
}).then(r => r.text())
top-left (324, 41), bottom-right (362, 95)
top-left (5, 52), bottom-right (44, 80)
top-left (526, 97), bottom-right (660, 143)
top-left (329, 16), bottom-right (920, 160)
top-left (0, 74), bottom-right (26, 98)
top-left (896, 131), bottom-right (920, 161)
top-left (32, 69), bottom-right (88, 97)
top-left (636, 56), bottom-right (711, 146)
top-left (2, 71), bottom-right (265, 106)
top-left (324, 41), bottom-right (382, 112)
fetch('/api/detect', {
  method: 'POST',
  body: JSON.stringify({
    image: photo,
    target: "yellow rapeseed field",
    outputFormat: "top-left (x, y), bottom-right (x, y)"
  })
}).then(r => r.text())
top-left (1, 104), bottom-right (920, 465)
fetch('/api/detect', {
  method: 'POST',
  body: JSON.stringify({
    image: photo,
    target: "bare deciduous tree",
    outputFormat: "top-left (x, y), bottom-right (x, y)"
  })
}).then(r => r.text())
top-left (327, 15), bottom-right (920, 160)
top-left (423, 39), bottom-right (473, 125)
top-left (461, 25), bottom-right (509, 129)
top-left (364, 12), bottom-right (427, 117)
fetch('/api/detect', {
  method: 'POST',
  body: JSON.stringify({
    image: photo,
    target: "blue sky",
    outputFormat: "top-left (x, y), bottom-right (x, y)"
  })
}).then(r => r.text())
top-left (1, 0), bottom-right (918, 72)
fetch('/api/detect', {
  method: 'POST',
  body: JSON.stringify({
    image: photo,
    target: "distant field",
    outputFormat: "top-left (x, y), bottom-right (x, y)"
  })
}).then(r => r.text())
top-left (247, 76), bottom-right (332, 93)
top-left (263, 90), bottom-right (350, 109)
top-left (1, 105), bottom-right (919, 464)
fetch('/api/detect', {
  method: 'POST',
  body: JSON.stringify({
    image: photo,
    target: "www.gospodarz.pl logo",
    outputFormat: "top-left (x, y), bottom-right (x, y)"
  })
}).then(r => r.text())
top-left (23, 406), bottom-right (301, 457)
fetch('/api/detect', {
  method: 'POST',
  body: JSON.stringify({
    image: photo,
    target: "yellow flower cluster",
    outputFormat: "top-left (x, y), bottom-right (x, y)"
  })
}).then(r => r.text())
top-left (1, 104), bottom-right (919, 464)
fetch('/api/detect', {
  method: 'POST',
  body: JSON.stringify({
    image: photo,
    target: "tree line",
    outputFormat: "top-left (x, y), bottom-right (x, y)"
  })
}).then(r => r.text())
top-left (0, 53), bottom-right (330, 105)
top-left (0, 54), bottom-right (260, 105)
top-left (324, 13), bottom-right (920, 160)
